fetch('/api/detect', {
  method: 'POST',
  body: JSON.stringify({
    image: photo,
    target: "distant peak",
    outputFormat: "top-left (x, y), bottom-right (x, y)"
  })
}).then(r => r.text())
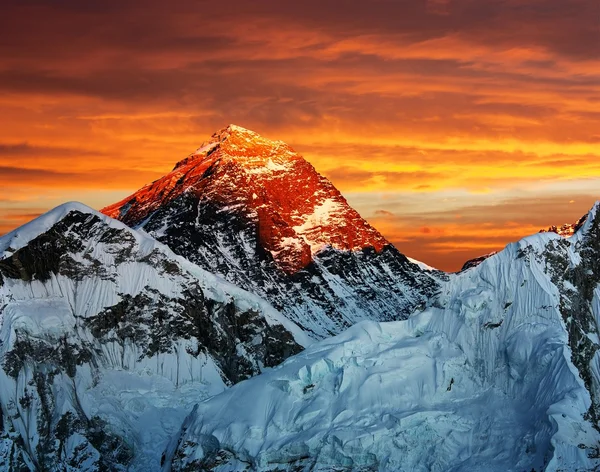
top-left (460, 251), bottom-right (498, 272)
top-left (0, 202), bottom-right (134, 259)
top-left (209, 124), bottom-right (268, 147)
top-left (205, 124), bottom-right (258, 144)
top-left (590, 201), bottom-right (600, 219)
top-left (215, 124), bottom-right (284, 146)
top-left (567, 201), bottom-right (600, 243)
top-left (208, 124), bottom-right (272, 144)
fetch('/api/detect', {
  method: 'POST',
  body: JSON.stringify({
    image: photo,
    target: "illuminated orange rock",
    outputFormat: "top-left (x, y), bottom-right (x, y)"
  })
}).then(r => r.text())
top-left (103, 124), bottom-right (387, 274)
top-left (539, 214), bottom-right (588, 238)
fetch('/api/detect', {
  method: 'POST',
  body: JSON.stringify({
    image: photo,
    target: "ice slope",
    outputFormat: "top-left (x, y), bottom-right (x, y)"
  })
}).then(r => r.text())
top-left (166, 203), bottom-right (600, 471)
top-left (0, 203), bottom-right (310, 471)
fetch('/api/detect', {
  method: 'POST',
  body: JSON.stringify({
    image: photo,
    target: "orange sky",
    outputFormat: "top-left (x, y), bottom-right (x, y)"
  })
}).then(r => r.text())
top-left (1, 0), bottom-right (599, 271)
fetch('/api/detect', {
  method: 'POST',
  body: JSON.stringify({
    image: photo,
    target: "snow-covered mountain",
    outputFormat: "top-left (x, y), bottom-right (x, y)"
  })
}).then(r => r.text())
top-left (102, 125), bottom-right (441, 338)
top-left (0, 203), bottom-right (310, 470)
top-left (165, 202), bottom-right (600, 471)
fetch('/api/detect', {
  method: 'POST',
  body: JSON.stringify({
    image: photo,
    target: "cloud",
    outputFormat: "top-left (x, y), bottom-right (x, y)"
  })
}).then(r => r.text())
top-left (0, 142), bottom-right (105, 157)
top-left (0, 207), bottom-right (45, 235)
top-left (374, 209), bottom-right (394, 217)
top-left (364, 192), bottom-right (599, 271)
top-left (324, 167), bottom-right (445, 191)
top-left (0, 166), bottom-right (161, 189)
top-left (0, 0), bottom-right (598, 268)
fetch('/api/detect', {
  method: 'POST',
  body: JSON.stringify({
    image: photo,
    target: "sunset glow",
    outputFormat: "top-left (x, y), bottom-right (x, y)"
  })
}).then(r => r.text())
top-left (2, 0), bottom-right (599, 270)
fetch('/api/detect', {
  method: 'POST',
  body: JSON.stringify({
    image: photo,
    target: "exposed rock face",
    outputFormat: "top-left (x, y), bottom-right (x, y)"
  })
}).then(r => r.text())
top-left (102, 125), bottom-right (441, 338)
top-left (103, 125), bottom-right (388, 275)
top-left (538, 207), bottom-right (600, 429)
top-left (0, 203), bottom-right (307, 471)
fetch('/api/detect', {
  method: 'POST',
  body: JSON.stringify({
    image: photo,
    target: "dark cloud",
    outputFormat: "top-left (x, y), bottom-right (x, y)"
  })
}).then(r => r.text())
top-left (2, 0), bottom-right (596, 65)
top-left (0, 143), bottom-right (105, 157)
top-left (0, 166), bottom-right (160, 188)
top-left (0, 1), bottom-right (597, 149)
top-left (375, 209), bottom-right (394, 216)
top-left (0, 165), bottom-right (83, 179)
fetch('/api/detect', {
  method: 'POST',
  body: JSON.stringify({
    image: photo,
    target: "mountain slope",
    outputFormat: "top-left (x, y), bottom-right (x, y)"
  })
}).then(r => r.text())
top-left (165, 202), bottom-right (600, 471)
top-left (102, 125), bottom-right (440, 338)
top-left (0, 203), bottom-right (309, 471)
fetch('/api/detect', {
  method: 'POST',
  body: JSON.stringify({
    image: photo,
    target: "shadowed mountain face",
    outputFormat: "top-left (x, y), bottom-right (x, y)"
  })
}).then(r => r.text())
top-left (103, 125), bottom-right (441, 338)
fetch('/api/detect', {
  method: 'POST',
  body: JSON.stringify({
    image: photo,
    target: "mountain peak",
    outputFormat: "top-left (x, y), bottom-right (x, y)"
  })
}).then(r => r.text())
top-left (102, 126), bottom-right (388, 274)
top-left (101, 126), bottom-right (437, 338)
top-left (173, 124), bottom-right (295, 172)
top-left (223, 123), bottom-right (264, 137)
top-left (0, 202), bottom-right (118, 258)
top-left (204, 123), bottom-right (279, 150)
top-left (225, 123), bottom-right (251, 133)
